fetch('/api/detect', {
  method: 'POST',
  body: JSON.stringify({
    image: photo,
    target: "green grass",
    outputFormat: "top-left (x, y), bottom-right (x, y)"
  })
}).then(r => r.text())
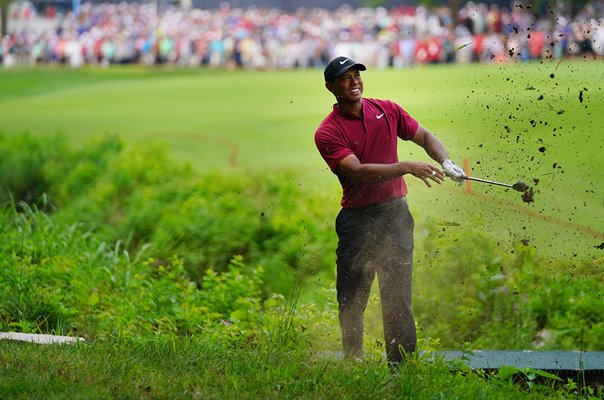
top-left (0, 66), bottom-right (603, 399)
top-left (0, 338), bottom-right (582, 400)
top-left (1, 62), bottom-right (602, 264)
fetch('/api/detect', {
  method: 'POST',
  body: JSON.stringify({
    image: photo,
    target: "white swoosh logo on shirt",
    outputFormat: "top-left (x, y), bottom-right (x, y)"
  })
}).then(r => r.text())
top-left (376, 113), bottom-right (384, 119)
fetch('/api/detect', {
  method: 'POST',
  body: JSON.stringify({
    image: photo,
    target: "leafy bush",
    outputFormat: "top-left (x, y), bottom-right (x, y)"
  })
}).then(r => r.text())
top-left (0, 133), bottom-right (123, 208)
top-left (0, 133), bottom-right (63, 207)
top-left (414, 224), bottom-right (604, 350)
top-left (5, 134), bottom-right (333, 295)
top-left (0, 203), bottom-right (312, 348)
top-left (0, 132), bottom-right (336, 294)
top-left (148, 174), bottom-right (263, 283)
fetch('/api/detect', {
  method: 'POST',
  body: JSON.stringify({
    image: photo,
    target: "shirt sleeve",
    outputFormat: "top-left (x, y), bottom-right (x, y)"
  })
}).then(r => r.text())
top-left (314, 124), bottom-right (354, 173)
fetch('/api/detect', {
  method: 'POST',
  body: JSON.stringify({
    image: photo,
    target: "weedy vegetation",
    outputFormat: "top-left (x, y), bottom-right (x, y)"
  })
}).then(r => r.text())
top-left (0, 132), bottom-right (602, 399)
top-left (0, 62), bottom-right (602, 398)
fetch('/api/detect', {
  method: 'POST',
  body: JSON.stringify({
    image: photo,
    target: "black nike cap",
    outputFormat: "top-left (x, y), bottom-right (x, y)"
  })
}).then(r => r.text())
top-left (324, 56), bottom-right (367, 82)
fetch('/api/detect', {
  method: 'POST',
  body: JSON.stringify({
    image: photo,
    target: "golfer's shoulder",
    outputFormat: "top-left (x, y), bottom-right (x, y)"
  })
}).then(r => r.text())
top-left (315, 111), bottom-right (339, 141)
top-left (316, 108), bottom-right (339, 131)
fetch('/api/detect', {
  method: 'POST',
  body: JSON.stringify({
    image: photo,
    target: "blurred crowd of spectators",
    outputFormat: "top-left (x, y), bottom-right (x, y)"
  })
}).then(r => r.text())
top-left (2, 0), bottom-right (603, 69)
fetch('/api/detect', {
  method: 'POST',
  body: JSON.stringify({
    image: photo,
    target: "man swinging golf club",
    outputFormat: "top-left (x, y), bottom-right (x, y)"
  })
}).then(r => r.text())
top-left (314, 56), bottom-right (465, 366)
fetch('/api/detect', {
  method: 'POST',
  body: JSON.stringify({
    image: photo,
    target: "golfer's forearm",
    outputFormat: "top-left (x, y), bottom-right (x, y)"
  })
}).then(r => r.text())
top-left (420, 132), bottom-right (449, 164)
top-left (414, 125), bottom-right (449, 163)
top-left (340, 162), bottom-right (412, 184)
top-left (425, 137), bottom-right (448, 164)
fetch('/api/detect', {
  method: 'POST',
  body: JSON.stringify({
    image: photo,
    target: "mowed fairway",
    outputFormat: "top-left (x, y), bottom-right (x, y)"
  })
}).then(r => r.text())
top-left (0, 61), bottom-right (602, 264)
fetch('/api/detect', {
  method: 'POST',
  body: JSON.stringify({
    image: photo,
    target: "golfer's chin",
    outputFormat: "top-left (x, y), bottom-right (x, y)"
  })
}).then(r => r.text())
top-left (346, 93), bottom-right (363, 102)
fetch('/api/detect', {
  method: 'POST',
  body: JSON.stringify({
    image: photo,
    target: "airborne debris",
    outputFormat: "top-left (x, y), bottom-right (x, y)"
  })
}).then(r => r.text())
top-left (596, 242), bottom-right (604, 250)
top-left (521, 187), bottom-right (535, 203)
top-left (435, 221), bottom-right (461, 227)
top-left (455, 42), bottom-right (473, 51)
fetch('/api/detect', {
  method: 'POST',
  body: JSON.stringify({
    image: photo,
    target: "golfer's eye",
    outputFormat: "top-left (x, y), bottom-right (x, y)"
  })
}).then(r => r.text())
top-left (340, 73), bottom-right (361, 83)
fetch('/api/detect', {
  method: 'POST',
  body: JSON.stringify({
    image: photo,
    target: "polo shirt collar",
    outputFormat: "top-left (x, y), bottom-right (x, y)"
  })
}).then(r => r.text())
top-left (333, 99), bottom-right (364, 120)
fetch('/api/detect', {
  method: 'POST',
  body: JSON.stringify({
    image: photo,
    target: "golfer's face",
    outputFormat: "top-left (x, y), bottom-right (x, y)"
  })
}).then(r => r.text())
top-left (333, 68), bottom-right (363, 102)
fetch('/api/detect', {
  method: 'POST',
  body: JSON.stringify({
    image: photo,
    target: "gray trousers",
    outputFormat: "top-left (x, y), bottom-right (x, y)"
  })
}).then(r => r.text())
top-left (335, 197), bottom-right (416, 364)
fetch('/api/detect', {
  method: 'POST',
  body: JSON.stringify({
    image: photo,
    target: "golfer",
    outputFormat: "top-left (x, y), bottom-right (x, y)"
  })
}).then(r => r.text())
top-left (314, 56), bottom-right (465, 365)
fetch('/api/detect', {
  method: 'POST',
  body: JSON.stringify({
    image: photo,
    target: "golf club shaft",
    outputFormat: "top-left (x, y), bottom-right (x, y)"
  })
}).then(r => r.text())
top-left (464, 176), bottom-right (513, 188)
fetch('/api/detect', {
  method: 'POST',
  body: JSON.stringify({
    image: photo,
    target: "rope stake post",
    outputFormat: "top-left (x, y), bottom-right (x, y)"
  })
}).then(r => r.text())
top-left (463, 158), bottom-right (472, 194)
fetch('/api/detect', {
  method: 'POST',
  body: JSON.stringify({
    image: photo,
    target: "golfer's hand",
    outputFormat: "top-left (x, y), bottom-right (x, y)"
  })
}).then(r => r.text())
top-left (441, 159), bottom-right (466, 183)
top-left (407, 162), bottom-right (445, 188)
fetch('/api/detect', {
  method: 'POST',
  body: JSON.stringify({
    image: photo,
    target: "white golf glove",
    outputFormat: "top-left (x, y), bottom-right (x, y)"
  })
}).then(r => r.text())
top-left (442, 159), bottom-right (466, 183)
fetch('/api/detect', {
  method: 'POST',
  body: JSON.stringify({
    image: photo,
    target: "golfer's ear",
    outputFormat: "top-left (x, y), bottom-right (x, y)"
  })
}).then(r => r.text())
top-left (325, 81), bottom-right (333, 93)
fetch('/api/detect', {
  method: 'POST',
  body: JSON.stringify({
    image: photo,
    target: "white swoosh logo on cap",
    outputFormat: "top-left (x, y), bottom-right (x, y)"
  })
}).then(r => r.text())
top-left (376, 113), bottom-right (384, 119)
top-left (339, 59), bottom-right (349, 64)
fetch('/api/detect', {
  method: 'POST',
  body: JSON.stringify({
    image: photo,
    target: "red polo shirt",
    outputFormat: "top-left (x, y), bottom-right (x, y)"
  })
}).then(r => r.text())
top-left (315, 97), bottom-right (419, 209)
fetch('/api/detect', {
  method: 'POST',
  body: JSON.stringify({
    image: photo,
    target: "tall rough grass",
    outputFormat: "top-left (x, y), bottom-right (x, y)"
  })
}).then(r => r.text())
top-left (0, 132), bottom-right (601, 352)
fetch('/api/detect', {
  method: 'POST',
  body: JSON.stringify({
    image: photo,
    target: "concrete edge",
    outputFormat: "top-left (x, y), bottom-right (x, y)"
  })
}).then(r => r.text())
top-left (0, 332), bottom-right (85, 345)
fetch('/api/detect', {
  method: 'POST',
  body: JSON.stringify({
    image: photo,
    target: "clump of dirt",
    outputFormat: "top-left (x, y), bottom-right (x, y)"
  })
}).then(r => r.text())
top-left (521, 187), bottom-right (535, 203)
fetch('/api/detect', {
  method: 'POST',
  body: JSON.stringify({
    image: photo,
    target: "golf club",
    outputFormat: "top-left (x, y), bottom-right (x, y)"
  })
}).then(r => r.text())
top-left (464, 176), bottom-right (529, 192)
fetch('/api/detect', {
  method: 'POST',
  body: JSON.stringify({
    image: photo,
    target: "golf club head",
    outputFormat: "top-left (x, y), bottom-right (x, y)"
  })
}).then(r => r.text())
top-left (512, 180), bottom-right (529, 192)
